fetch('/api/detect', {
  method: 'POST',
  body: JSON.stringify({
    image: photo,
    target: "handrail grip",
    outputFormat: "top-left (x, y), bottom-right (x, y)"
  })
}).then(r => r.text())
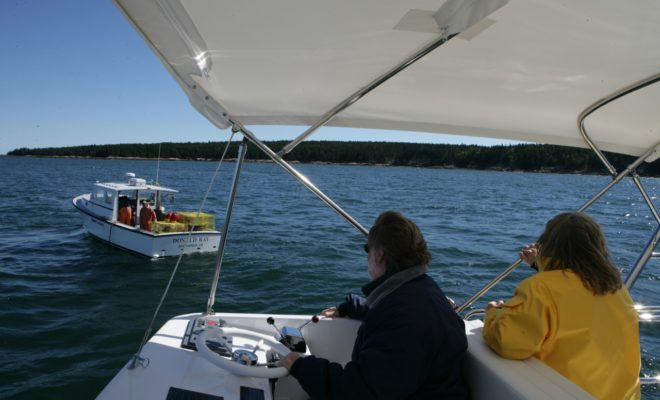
top-left (464, 309), bottom-right (486, 320)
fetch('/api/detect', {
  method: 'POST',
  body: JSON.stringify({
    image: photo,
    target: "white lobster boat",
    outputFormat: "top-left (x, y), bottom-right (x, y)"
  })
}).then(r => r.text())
top-left (73, 173), bottom-right (221, 258)
top-left (99, 0), bottom-right (659, 399)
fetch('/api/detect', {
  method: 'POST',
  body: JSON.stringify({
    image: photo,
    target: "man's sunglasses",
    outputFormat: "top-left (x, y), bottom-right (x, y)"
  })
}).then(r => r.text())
top-left (363, 243), bottom-right (370, 253)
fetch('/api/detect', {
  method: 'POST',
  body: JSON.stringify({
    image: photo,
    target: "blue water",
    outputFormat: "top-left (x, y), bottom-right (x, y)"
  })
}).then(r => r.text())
top-left (1, 155), bottom-right (658, 399)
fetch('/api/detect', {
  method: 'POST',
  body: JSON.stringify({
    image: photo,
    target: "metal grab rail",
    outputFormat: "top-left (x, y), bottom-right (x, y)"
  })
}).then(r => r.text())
top-left (636, 304), bottom-right (660, 322)
top-left (640, 376), bottom-right (660, 385)
top-left (456, 260), bottom-right (522, 314)
top-left (463, 309), bottom-right (486, 320)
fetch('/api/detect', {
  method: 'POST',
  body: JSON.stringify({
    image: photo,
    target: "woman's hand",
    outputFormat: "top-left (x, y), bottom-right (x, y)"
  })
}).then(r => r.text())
top-left (486, 300), bottom-right (504, 311)
top-left (519, 243), bottom-right (539, 266)
top-left (278, 352), bottom-right (302, 371)
top-left (321, 306), bottom-right (339, 317)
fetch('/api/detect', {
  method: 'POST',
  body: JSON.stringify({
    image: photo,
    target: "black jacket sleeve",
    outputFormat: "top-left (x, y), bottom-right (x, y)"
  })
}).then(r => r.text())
top-left (336, 293), bottom-right (369, 320)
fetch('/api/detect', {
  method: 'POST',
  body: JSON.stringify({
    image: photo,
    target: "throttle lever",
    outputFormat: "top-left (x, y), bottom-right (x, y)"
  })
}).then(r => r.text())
top-left (297, 315), bottom-right (321, 331)
top-left (266, 316), bottom-right (284, 340)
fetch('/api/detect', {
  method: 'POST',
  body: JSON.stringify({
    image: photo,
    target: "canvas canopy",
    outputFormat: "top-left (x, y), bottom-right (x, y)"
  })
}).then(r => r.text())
top-left (114, 0), bottom-right (660, 161)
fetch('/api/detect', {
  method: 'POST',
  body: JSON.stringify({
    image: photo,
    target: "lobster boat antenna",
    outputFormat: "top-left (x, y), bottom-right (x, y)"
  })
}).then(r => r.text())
top-left (155, 143), bottom-right (162, 185)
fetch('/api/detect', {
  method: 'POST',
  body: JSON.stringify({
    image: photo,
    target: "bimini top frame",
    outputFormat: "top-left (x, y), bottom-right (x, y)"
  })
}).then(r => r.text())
top-left (113, 0), bottom-right (660, 384)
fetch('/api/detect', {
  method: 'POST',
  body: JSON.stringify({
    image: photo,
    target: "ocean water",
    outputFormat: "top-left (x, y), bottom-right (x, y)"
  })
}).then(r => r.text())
top-left (0, 155), bottom-right (658, 399)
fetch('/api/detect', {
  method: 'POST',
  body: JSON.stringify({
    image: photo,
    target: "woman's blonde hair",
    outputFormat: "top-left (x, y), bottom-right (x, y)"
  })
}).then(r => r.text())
top-left (368, 210), bottom-right (431, 273)
top-left (537, 212), bottom-right (622, 295)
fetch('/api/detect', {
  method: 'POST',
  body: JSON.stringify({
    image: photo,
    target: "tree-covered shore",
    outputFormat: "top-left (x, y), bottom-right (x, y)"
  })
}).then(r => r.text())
top-left (7, 141), bottom-right (660, 176)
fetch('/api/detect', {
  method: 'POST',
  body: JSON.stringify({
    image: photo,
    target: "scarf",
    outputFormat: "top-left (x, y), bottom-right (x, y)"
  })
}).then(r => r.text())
top-left (365, 264), bottom-right (427, 308)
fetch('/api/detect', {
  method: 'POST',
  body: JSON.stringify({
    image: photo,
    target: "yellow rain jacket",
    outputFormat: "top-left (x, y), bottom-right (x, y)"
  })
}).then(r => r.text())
top-left (483, 269), bottom-right (640, 400)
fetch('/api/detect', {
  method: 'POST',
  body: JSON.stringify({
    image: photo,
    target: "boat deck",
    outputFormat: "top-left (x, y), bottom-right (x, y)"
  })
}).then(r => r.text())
top-left (98, 313), bottom-right (594, 399)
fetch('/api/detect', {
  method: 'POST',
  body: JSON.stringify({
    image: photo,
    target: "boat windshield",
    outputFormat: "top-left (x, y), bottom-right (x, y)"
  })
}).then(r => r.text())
top-left (138, 190), bottom-right (175, 217)
top-left (139, 191), bottom-right (156, 206)
top-left (91, 186), bottom-right (114, 206)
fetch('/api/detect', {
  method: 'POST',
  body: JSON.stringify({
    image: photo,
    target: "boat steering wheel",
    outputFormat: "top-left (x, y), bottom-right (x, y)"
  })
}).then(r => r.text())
top-left (197, 326), bottom-right (291, 379)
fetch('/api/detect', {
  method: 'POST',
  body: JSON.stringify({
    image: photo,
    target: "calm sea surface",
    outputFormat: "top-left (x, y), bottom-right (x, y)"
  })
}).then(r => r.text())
top-left (1, 155), bottom-right (659, 399)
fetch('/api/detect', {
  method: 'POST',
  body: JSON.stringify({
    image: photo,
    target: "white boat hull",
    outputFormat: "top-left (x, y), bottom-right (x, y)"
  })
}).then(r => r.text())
top-left (73, 196), bottom-right (221, 258)
top-left (98, 313), bottom-right (594, 400)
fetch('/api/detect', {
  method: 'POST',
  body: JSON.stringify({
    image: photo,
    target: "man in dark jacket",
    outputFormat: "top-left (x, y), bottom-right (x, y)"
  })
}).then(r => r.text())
top-left (279, 211), bottom-right (469, 399)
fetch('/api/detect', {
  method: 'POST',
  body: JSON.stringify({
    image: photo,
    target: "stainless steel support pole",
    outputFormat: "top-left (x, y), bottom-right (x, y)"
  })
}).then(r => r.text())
top-left (641, 377), bottom-right (660, 385)
top-left (206, 138), bottom-right (248, 314)
top-left (626, 225), bottom-right (660, 290)
top-left (577, 123), bottom-right (617, 176)
top-left (577, 144), bottom-right (659, 212)
top-left (577, 73), bottom-right (660, 219)
top-left (577, 73), bottom-right (660, 176)
top-left (277, 33), bottom-right (456, 157)
top-left (235, 122), bottom-right (369, 237)
top-left (631, 173), bottom-right (660, 224)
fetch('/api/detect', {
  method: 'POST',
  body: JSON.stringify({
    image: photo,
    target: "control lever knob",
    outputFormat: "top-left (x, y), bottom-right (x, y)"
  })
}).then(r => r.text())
top-left (266, 316), bottom-right (283, 339)
top-left (297, 315), bottom-right (321, 330)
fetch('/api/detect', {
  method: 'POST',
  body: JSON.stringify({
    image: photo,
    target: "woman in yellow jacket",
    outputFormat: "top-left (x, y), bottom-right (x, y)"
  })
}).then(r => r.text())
top-left (483, 212), bottom-right (640, 400)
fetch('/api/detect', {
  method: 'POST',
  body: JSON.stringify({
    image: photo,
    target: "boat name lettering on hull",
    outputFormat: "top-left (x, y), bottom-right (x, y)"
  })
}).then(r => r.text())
top-left (172, 237), bottom-right (210, 244)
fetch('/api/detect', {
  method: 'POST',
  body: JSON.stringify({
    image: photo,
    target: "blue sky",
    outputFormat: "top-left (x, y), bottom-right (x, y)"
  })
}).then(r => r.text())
top-left (0, 0), bottom-right (519, 155)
